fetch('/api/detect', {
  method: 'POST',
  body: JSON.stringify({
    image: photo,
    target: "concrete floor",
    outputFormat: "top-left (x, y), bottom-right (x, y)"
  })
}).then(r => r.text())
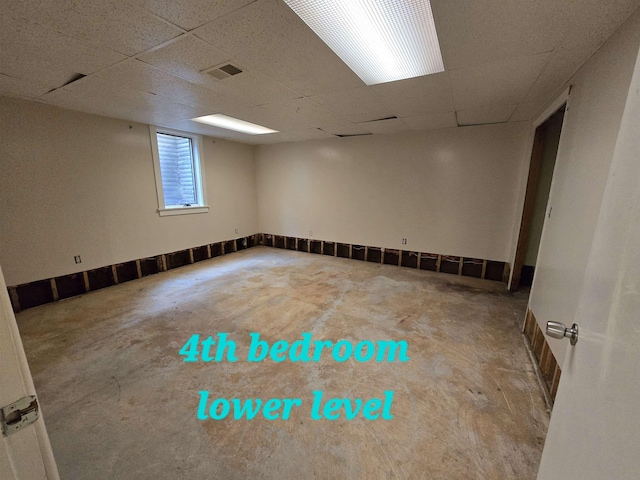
top-left (17, 247), bottom-right (548, 479)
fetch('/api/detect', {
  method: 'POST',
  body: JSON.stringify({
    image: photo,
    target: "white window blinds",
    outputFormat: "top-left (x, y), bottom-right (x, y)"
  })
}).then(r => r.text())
top-left (156, 133), bottom-right (197, 207)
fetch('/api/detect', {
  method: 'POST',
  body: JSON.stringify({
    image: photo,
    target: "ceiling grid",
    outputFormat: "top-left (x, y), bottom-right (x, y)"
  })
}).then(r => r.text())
top-left (1, 0), bottom-right (639, 143)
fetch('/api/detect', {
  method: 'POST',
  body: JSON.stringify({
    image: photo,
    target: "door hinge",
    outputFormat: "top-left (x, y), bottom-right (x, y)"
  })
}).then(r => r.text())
top-left (1, 395), bottom-right (39, 436)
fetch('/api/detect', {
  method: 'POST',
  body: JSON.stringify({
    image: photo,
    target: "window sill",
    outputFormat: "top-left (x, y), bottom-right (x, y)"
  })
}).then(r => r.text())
top-left (158, 206), bottom-right (209, 217)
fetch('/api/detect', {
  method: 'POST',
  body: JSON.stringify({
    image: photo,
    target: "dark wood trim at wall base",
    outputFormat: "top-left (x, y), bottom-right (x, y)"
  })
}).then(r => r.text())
top-left (523, 308), bottom-right (562, 404)
top-left (7, 235), bottom-right (261, 314)
top-left (260, 234), bottom-right (510, 285)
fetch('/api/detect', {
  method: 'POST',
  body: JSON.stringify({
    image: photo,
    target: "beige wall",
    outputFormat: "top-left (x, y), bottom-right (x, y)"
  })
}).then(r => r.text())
top-left (256, 123), bottom-right (531, 262)
top-left (0, 97), bottom-right (258, 286)
top-left (528, 9), bottom-right (640, 365)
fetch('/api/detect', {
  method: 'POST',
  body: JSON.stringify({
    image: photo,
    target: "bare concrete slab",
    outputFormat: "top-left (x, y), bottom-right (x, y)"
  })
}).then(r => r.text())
top-left (17, 247), bottom-right (548, 479)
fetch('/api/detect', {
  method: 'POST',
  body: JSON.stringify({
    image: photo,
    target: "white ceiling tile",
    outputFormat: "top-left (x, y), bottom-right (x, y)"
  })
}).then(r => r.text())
top-left (138, 36), bottom-right (229, 82)
top-left (139, 0), bottom-right (255, 30)
top-left (39, 76), bottom-right (214, 124)
top-left (0, 15), bottom-right (126, 90)
top-left (318, 123), bottom-right (372, 137)
top-left (139, 36), bottom-right (299, 106)
top-left (214, 71), bottom-right (301, 106)
top-left (0, 46), bottom-right (78, 91)
top-left (402, 111), bottom-right (458, 131)
top-left (0, 16), bottom-right (126, 73)
top-left (242, 131), bottom-right (305, 144)
top-left (287, 128), bottom-right (338, 141)
top-left (193, 0), bottom-right (363, 96)
top-left (456, 104), bottom-right (517, 126)
top-left (450, 53), bottom-right (551, 110)
top-left (39, 82), bottom-right (149, 119)
top-left (96, 60), bottom-right (250, 112)
top-left (3, 0), bottom-right (639, 145)
top-left (356, 118), bottom-right (410, 135)
top-left (370, 72), bottom-right (453, 117)
top-left (512, 0), bottom-right (640, 122)
top-left (264, 98), bottom-right (346, 128)
top-left (310, 87), bottom-right (393, 121)
top-left (227, 97), bottom-right (355, 132)
top-left (432, 0), bottom-right (571, 70)
top-left (223, 106), bottom-right (300, 132)
top-left (0, 73), bottom-right (52, 99)
top-left (8, 0), bottom-right (184, 56)
top-left (342, 112), bottom-right (394, 124)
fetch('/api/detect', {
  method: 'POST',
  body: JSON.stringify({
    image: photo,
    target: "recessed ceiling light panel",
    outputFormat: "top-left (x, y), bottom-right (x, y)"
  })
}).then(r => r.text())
top-left (283, 0), bottom-right (445, 85)
top-left (192, 114), bottom-right (278, 135)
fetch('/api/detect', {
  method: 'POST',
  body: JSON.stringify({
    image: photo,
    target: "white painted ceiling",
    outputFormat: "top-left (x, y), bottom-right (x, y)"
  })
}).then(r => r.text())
top-left (1, 0), bottom-right (639, 144)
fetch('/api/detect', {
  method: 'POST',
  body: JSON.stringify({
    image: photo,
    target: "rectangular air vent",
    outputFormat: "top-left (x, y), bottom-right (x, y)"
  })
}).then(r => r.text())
top-left (203, 63), bottom-right (243, 80)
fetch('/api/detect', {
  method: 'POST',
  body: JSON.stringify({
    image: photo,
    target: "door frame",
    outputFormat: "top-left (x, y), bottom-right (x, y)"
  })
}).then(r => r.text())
top-left (509, 87), bottom-right (571, 292)
top-left (536, 42), bottom-right (640, 479)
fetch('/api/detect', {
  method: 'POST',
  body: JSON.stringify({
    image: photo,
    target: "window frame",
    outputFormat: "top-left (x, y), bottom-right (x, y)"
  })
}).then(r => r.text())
top-left (150, 126), bottom-right (209, 217)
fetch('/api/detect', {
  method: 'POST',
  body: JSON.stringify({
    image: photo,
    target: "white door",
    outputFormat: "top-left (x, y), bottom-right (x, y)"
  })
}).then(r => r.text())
top-left (537, 46), bottom-right (640, 479)
top-left (0, 266), bottom-right (59, 479)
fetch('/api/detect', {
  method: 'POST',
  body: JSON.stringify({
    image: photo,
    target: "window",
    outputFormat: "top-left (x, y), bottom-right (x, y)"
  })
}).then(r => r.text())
top-left (150, 126), bottom-right (208, 216)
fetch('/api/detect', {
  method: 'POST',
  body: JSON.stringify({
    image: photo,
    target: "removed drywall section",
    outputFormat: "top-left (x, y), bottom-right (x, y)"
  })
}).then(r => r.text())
top-left (461, 258), bottom-right (484, 278)
top-left (528, 8), bottom-right (640, 365)
top-left (55, 273), bottom-right (86, 299)
top-left (523, 308), bottom-right (561, 405)
top-left (297, 238), bottom-right (309, 252)
top-left (440, 256), bottom-right (461, 275)
top-left (383, 249), bottom-right (400, 266)
top-left (256, 123), bottom-right (530, 264)
top-left (366, 247), bottom-right (382, 263)
top-left (401, 251), bottom-right (418, 268)
top-left (419, 253), bottom-right (438, 272)
top-left (9, 236), bottom-right (260, 312)
top-left (351, 245), bottom-right (365, 261)
top-left (0, 97), bottom-right (258, 287)
top-left (337, 243), bottom-right (350, 258)
top-left (259, 234), bottom-right (509, 285)
top-left (322, 241), bottom-right (335, 256)
top-left (310, 240), bottom-right (322, 254)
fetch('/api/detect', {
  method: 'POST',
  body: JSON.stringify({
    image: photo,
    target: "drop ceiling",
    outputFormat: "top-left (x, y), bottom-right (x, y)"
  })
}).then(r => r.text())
top-left (1, 0), bottom-right (639, 144)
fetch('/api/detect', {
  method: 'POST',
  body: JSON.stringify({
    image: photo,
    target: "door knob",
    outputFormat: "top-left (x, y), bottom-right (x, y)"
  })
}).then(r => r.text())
top-left (546, 321), bottom-right (579, 346)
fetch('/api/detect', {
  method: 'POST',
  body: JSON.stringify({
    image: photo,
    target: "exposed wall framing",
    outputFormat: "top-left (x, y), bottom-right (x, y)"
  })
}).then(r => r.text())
top-left (7, 235), bottom-right (261, 314)
top-left (261, 233), bottom-right (510, 286)
top-left (8, 233), bottom-right (512, 314)
top-left (523, 308), bottom-right (562, 405)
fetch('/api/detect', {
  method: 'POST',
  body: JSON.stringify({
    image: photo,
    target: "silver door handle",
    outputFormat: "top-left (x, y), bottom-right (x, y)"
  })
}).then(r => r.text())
top-left (546, 321), bottom-right (579, 346)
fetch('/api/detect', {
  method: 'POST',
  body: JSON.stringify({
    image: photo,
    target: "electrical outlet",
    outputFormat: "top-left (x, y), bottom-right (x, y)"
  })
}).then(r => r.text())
top-left (402, 238), bottom-right (407, 245)
top-left (74, 255), bottom-right (82, 264)
top-left (309, 230), bottom-right (313, 237)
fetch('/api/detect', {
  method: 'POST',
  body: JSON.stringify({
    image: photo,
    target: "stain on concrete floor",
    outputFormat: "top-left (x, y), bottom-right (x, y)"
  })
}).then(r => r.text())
top-left (17, 247), bottom-right (548, 479)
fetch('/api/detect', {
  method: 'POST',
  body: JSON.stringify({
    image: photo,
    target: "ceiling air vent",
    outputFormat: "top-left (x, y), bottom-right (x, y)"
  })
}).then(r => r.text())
top-left (203, 63), bottom-right (243, 80)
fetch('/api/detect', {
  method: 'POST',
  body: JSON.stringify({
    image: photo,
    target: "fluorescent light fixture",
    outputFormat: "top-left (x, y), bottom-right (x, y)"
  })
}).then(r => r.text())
top-left (192, 114), bottom-right (278, 135)
top-left (283, 0), bottom-right (445, 85)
